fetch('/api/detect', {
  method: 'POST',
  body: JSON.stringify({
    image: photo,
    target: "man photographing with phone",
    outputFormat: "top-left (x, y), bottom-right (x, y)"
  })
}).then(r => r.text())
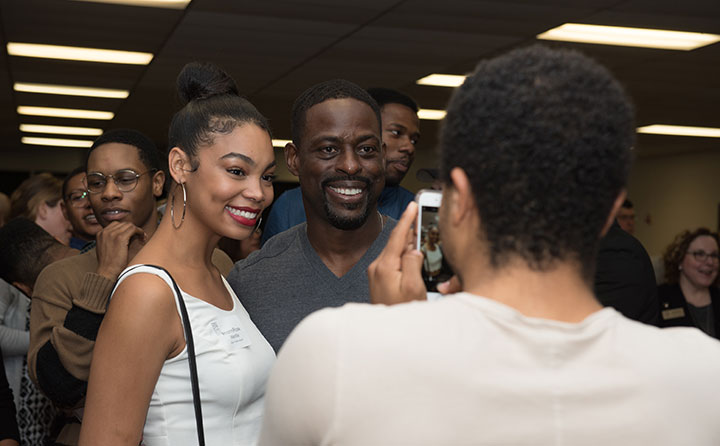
top-left (259, 45), bottom-right (720, 445)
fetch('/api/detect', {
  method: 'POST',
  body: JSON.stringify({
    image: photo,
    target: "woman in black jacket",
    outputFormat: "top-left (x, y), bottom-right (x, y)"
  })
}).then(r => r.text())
top-left (658, 228), bottom-right (720, 339)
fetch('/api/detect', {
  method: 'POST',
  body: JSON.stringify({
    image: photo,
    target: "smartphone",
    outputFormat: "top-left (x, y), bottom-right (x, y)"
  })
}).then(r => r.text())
top-left (415, 189), bottom-right (445, 300)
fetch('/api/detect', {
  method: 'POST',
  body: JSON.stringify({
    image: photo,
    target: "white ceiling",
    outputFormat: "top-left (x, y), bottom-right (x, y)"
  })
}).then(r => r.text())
top-left (1, 0), bottom-right (719, 176)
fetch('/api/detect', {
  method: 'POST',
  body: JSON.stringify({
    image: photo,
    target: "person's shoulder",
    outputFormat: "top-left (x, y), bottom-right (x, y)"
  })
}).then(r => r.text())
top-left (234, 224), bottom-right (304, 271)
top-left (299, 297), bottom-right (458, 336)
top-left (273, 186), bottom-right (302, 207)
top-left (113, 266), bottom-right (174, 304)
top-left (612, 312), bottom-right (720, 361)
top-left (599, 223), bottom-right (644, 253)
top-left (35, 247), bottom-right (96, 286)
top-left (657, 282), bottom-right (680, 299)
top-left (396, 185), bottom-right (415, 201)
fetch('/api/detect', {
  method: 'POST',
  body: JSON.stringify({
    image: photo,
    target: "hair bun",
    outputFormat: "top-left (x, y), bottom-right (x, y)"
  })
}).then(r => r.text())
top-left (176, 62), bottom-right (239, 105)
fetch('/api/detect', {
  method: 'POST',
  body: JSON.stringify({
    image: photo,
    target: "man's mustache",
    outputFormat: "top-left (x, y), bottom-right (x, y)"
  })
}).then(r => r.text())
top-left (321, 176), bottom-right (371, 188)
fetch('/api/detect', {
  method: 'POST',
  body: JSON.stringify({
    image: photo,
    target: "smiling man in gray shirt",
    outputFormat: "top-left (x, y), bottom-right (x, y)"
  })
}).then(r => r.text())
top-left (228, 79), bottom-right (396, 352)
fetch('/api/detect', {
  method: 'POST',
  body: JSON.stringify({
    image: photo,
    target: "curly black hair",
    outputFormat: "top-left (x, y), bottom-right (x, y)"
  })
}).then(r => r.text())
top-left (439, 44), bottom-right (635, 281)
top-left (663, 228), bottom-right (720, 285)
top-left (291, 79), bottom-right (381, 146)
top-left (367, 87), bottom-right (419, 113)
top-left (169, 62), bottom-right (271, 169)
top-left (87, 128), bottom-right (162, 172)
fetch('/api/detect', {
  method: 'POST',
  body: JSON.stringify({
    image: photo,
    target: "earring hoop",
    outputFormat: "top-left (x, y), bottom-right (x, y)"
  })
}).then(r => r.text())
top-left (253, 216), bottom-right (263, 234)
top-left (171, 182), bottom-right (187, 229)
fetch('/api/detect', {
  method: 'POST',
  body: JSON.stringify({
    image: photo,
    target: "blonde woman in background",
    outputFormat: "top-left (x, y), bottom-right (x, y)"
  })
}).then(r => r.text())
top-left (10, 173), bottom-right (72, 245)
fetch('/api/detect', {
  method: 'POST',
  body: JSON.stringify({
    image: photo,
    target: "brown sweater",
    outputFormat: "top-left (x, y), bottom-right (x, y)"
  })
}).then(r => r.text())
top-left (29, 246), bottom-right (233, 445)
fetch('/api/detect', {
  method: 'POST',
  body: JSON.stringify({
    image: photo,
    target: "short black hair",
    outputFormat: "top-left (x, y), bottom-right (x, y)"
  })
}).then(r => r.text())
top-left (622, 199), bottom-right (633, 209)
top-left (169, 62), bottom-right (271, 169)
top-left (0, 217), bottom-right (62, 287)
top-left (440, 45), bottom-right (635, 281)
top-left (86, 128), bottom-right (162, 172)
top-left (367, 87), bottom-right (419, 113)
top-left (62, 165), bottom-right (87, 199)
top-left (291, 79), bottom-right (381, 146)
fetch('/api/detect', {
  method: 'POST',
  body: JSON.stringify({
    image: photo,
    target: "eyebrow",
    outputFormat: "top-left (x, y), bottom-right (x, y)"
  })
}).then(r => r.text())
top-left (265, 160), bottom-right (278, 170)
top-left (220, 152), bottom-right (255, 166)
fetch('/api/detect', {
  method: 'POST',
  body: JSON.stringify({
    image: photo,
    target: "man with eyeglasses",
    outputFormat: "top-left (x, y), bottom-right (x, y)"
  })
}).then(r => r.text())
top-left (28, 129), bottom-right (233, 445)
top-left (61, 167), bottom-right (102, 251)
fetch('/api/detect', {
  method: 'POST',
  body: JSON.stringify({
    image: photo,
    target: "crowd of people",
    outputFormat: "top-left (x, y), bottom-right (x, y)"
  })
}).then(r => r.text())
top-left (0, 44), bottom-right (719, 445)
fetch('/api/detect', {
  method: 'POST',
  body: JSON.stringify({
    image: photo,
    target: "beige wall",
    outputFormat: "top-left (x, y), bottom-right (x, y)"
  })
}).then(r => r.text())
top-left (629, 150), bottom-right (720, 258)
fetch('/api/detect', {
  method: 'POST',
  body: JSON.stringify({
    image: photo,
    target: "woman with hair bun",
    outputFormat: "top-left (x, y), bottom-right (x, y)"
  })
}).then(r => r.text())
top-left (80, 62), bottom-right (277, 445)
top-left (658, 228), bottom-right (720, 339)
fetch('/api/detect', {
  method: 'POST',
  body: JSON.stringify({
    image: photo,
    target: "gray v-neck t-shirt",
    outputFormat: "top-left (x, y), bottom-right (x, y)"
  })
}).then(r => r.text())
top-left (228, 219), bottom-right (396, 352)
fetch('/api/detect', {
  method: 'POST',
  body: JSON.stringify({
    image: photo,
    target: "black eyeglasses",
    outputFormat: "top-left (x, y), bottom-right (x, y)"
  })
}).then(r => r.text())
top-left (687, 250), bottom-right (720, 263)
top-left (65, 190), bottom-right (89, 208)
top-left (85, 169), bottom-right (156, 194)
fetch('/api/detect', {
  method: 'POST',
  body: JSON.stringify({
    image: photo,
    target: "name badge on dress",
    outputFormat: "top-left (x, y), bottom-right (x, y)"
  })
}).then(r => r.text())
top-left (210, 316), bottom-right (252, 349)
top-left (661, 307), bottom-right (685, 320)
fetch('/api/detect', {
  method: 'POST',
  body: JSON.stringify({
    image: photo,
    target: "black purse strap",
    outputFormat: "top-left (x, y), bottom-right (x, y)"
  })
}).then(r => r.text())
top-left (118, 264), bottom-right (205, 446)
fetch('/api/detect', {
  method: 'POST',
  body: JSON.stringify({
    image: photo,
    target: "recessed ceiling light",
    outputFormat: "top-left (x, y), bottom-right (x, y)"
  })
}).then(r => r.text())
top-left (418, 109), bottom-right (447, 120)
top-left (637, 124), bottom-right (720, 138)
top-left (14, 82), bottom-right (129, 99)
top-left (416, 74), bottom-right (466, 88)
top-left (18, 106), bottom-right (114, 120)
top-left (22, 137), bottom-right (93, 148)
top-left (7, 42), bottom-right (153, 65)
top-left (537, 23), bottom-right (720, 50)
top-left (272, 139), bottom-right (292, 148)
top-left (20, 124), bottom-right (103, 136)
top-left (70, 0), bottom-right (190, 8)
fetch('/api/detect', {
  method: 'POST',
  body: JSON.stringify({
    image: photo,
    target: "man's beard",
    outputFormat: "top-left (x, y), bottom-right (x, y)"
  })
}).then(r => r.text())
top-left (321, 175), bottom-right (376, 230)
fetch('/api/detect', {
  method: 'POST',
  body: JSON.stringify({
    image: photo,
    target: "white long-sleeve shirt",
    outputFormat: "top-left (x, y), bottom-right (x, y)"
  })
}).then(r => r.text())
top-left (260, 293), bottom-right (720, 446)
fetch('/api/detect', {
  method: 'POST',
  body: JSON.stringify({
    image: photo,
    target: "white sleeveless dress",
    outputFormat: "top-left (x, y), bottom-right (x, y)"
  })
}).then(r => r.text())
top-left (113, 265), bottom-right (276, 446)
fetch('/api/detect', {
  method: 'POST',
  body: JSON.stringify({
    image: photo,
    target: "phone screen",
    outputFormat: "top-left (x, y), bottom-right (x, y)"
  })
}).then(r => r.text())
top-left (418, 205), bottom-right (452, 292)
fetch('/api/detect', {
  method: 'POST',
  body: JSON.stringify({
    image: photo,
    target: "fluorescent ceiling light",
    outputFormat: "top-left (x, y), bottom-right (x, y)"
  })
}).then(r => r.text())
top-left (7, 42), bottom-right (153, 65)
top-left (71, 0), bottom-right (190, 8)
top-left (537, 23), bottom-right (720, 50)
top-left (20, 124), bottom-right (103, 136)
top-left (417, 74), bottom-right (466, 88)
top-left (18, 106), bottom-right (114, 120)
top-left (637, 124), bottom-right (720, 138)
top-left (418, 109), bottom-right (447, 120)
top-left (272, 139), bottom-right (292, 148)
top-left (14, 82), bottom-right (129, 99)
top-left (22, 137), bottom-right (93, 148)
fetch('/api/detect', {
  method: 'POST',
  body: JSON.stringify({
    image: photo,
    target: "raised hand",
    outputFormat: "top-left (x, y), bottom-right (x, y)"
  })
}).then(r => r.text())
top-left (95, 222), bottom-right (147, 280)
top-left (368, 202), bottom-right (426, 305)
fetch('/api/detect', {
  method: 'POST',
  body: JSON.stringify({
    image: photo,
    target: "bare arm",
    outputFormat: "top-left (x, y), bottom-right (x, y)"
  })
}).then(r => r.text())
top-left (79, 273), bottom-right (183, 446)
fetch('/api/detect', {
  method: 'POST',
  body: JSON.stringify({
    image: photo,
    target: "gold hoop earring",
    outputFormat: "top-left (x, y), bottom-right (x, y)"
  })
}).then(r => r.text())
top-left (171, 182), bottom-right (187, 229)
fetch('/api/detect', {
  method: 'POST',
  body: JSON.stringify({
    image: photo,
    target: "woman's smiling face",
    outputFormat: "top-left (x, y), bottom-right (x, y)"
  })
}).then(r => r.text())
top-left (681, 234), bottom-right (720, 289)
top-left (183, 123), bottom-right (276, 241)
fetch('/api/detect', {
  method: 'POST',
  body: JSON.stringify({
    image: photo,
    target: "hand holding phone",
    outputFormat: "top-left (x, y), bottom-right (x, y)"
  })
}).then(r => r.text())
top-left (416, 189), bottom-right (452, 300)
top-left (368, 202), bottom-right (426, 305)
